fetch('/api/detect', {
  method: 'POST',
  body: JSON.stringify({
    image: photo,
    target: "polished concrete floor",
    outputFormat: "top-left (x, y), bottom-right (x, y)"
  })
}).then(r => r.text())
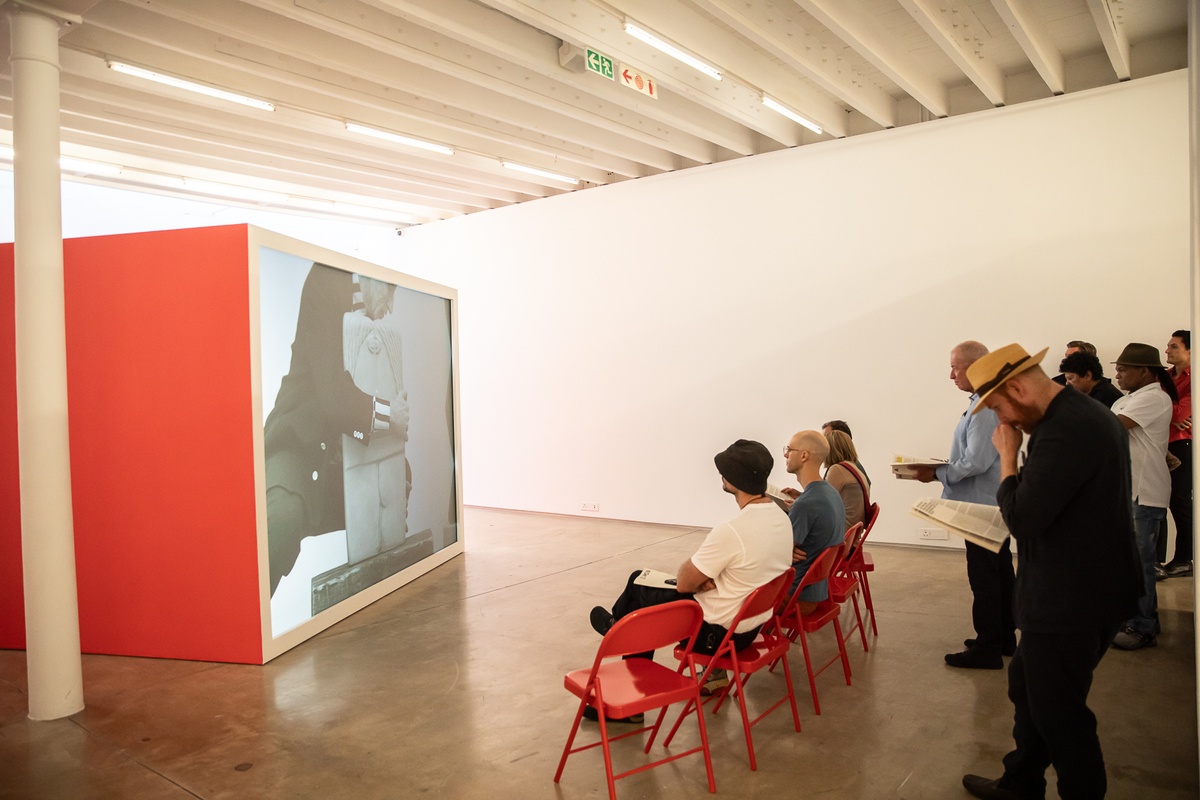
top-left (1, 507), bottom-right (1197, 799)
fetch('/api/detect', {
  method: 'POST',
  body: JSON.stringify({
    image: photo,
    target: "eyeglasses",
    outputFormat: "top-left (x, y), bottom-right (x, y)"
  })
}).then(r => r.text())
top-left (782, 446), bottom-right (803, 456)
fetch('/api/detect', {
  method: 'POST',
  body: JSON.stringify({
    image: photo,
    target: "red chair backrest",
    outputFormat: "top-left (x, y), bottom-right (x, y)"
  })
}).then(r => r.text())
top-left (594, 600), bottom-right (705, 662)
top-left (836, 522), bottom-right (867, 576)
top-left (798, 545), bottom-right (841, 591)
top-left (863, 503), bottom-right (880, 535)
top-left (725, 567), bottom-right (795, 631)
top-left (777, 546), bottom-right (842, 614)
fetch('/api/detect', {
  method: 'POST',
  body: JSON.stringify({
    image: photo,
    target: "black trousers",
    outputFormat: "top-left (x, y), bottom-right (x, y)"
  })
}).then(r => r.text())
top-left (610, 570), bottom-right (759, 657)
top-left (999, 624), bottom-right (1120, 800)
top-left (965, 540), bottom-right (1016, 656)
top-left (1158, 439), bottom-right (1193, 563)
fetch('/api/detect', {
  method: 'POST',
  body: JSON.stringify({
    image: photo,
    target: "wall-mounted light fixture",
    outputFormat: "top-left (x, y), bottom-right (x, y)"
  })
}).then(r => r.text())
top-left (345, 123), bottom-right (454, 156)
top-left (501, 161), bottom-right (580, 185)
top-left (108, 61), bottom-right (276, 111)
top-left (624, 21), bottom-right (722, 81)
top-left (762, 96), bottom-right (823, 135)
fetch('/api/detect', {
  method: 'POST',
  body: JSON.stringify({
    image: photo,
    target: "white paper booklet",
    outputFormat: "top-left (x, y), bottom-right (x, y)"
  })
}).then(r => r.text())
top-left (891, 454), bottom-right (949, 480)
top-left (910, 496), bottom-right (1010, 553)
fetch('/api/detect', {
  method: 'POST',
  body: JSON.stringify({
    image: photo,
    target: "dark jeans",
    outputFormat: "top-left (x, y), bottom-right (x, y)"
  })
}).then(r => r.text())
top-left (610, 570), bottom-right (759, 658)
top-left (1158, 439), bottom-right (1193, 563)
top-left (999, 624), bottom-right (1120, 800)
top-left (965, 540), bottom-right (1016, 657)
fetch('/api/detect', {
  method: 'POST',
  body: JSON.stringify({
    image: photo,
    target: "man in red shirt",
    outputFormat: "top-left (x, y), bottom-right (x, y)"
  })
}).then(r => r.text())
top-left (1161, 330), bottom-right (1192, 578)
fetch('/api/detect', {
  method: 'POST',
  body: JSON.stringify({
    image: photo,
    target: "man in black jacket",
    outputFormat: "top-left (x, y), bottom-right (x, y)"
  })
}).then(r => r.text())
top-left (960, 344), bottom-right (1141, 800)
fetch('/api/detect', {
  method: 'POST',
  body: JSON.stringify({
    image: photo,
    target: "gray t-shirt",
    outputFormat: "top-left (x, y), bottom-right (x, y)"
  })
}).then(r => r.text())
top-left (787, 480), bottom-right (846, 601)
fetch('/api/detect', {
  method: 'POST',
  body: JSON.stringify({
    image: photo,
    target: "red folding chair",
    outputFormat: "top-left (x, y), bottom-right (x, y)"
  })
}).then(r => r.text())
top-left (661, 568), bottom-right (799, 771)
top-left (776, 546), bottom-right (852, 715)
top-left (555, 600), bottom-right (715, 800)
top-left (829, 522), bottom-right (869, 651)
top-left (847, 503), bottom-right (881, 636)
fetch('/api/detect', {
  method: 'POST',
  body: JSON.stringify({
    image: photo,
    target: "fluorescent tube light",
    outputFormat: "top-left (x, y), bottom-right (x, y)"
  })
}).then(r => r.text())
top-left (501, 161), bottom-right (580, 185)
top-left (117, 170), bottom-right (188, 190)
top-left (345, 123), bottom-right (454, 156)
top-left (0, 148), bottom-right (124, 177)
top-left (108, 62), bottom-right (275, 112)
top-left (334, 202), bottom-right (418, 224)
top-left (762, 96), bottom-right (822, 134)
top-left (184, 179), bottom-right (289, 205)
top-left (624, 21), bottom-right (722, 81)
top-left (60, 157), bottom-right (123, 177)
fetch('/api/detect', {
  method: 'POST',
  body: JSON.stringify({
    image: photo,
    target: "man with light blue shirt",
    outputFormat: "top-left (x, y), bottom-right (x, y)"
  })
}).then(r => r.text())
top-left (915, 341), bottom-right (1015, 670)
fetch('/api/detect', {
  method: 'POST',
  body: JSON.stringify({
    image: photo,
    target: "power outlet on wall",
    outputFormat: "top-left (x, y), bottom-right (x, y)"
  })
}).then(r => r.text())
top-left (919, 528), bottom-right (949, 541)
top-left (581, 502), bottom-right (599, 513)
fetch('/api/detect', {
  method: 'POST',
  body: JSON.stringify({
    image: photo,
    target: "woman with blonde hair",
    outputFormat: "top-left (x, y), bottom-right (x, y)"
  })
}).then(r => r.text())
top-left (823, 430), bottom-right (870, 530)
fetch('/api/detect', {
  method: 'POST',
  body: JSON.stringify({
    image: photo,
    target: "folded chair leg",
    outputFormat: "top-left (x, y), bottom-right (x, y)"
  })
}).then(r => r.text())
top-left (860, 572), bottom-right (878, 636)
top-left (553, 702), bottom-right (588, 782)
top-left (851, 594), bottom-right (868, 652)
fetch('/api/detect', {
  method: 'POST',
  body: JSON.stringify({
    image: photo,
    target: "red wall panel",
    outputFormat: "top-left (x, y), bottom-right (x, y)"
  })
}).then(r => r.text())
top-left (61, 225), bottom-right (261, 662)
top-left (0, 244), bottom-right (24, 649)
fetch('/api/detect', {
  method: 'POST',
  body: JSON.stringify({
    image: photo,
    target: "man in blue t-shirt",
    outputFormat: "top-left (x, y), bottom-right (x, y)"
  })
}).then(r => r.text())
top-left (780, 429), bottom-right (845, 607)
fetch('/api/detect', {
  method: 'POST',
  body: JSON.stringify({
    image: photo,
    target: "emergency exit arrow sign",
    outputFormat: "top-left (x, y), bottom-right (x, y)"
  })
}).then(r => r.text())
top-left (585, 48), bottom-right (614, 80)
top-left (619, 66), bottom-right (658, 100)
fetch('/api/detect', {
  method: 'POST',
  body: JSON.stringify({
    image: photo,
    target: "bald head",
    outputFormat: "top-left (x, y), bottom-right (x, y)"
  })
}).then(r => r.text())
top-left (953, 341), bottom-right (989, 364)
top-left (792, 430), bottom-right (829, 463)
top-left (951, 341), bottom-right (989, 393)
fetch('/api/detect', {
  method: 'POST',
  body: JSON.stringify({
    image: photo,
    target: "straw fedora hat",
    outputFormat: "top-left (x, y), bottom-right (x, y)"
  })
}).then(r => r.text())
top-left (966, 343), bottom-right (1049, 414)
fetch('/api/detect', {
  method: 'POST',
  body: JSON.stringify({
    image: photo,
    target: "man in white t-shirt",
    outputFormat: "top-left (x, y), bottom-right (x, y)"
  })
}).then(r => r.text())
top-left (1110, 342), bottom-right (1175, 651)
top-left (590, 439), bottom-right (793, 658)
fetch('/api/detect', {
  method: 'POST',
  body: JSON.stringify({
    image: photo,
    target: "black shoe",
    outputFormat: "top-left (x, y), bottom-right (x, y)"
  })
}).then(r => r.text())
top-left (945, 649), bottom-right (1003, 670)
top-left (590, 606), bottom-right (615, 635)
top-left (582, 705), bottom-right (644, 724)
top-left (1155, 563), bottom-right (1169, 581)
top-left (1164, 560), bottom-right (1193, 578)
top-left (964, 638), bottom-right (1016, 657)
top-left (962, 774), bottom-right (1038, 799)
top-left (1112, 624), bottom-right (1156, 651)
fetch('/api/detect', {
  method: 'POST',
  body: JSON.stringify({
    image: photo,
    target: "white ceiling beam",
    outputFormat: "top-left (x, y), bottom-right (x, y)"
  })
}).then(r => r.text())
top-left (989, 0), bottom-right (1064, 95)
top-left (685, 0), bottom-right (896, 128)
top-left (793, 0), bottom-right (949, 118)
top-left (895, 0), bottom-right (1007, 106)
top-left (475, 0), bottom-right (835, 143)
top-left (286, 0), bottom-right (745, 161)
top-left (1086, 0), bottom-right (1131, 81)
top-left (611, 0), bottom-right (858, 134)
top-left (77, 1), bottom-right (675, 178)
top-left (355, 0), bottom-right (753, 160)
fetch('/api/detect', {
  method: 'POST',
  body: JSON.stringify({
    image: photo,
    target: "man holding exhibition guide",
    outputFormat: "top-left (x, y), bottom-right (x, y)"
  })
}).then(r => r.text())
top-left (960, 344), bottom-right (1141, 800)
top-left (912, 340), bottom-right (1013, 670)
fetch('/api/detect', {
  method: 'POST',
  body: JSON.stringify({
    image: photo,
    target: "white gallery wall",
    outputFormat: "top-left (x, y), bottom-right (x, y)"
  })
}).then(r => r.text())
top-left (2, 69), bottom-right (1189, 548)
top-left (394, 69), bottom-right (1191, 545)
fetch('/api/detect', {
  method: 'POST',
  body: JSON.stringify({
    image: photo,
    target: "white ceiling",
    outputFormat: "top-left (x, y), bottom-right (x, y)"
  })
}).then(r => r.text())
top-left (0, 0), bottom-right (1189, 228)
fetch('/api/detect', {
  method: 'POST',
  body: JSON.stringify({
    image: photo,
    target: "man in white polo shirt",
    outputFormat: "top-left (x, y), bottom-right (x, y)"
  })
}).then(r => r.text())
top-left (1110, 342), bottom-right (1176, 651)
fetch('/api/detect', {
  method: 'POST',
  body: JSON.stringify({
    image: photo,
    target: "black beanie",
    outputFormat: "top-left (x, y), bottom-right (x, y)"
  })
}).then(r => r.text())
top-left (713, 439), bottom-right (772, 495)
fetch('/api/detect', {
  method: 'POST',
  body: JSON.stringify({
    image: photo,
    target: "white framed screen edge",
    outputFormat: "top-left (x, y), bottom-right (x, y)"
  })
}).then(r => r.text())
top-left (246, 225), bottom-right (464, 664)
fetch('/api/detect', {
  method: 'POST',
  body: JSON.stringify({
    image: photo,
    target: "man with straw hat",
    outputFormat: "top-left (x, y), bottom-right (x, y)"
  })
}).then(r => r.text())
top-left (959, 344), bottom-right (1141, 800)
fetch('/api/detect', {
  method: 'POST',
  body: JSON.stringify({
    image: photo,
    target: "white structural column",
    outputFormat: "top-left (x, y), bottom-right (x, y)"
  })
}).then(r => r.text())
top-left (8, 3), bottom-right (84, 720)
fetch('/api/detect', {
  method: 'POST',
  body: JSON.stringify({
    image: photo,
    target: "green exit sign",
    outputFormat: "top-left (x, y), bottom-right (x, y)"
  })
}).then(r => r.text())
top-left (586, 48), bottom-right (614, 80)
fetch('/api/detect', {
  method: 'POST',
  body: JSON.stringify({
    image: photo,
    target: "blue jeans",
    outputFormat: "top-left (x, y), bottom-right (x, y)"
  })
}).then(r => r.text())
top-left (1128, 502), bottom-right (1166, 635)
